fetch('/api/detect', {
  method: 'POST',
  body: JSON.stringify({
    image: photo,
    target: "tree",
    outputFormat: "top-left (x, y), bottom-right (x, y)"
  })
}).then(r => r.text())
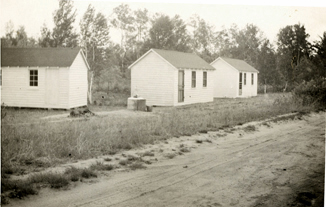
top-left (189, 14), bottom-right (217, 62)
top-left (38, 24), bottom-right (55, 47)
top-left (52, 0), bottom-right (78, 47)
top-left (80, 4), bottom-right (110, 103)
top-left (130, 8), bottom-right (149, 58)
top-left (312, 32), bottom-right (326, 79)
top-left (110, 4), bottom-right (136, 71)
top-left (144, 14), bottom-right (191, 52)
top-left (216, 24), bottom-right (264, 65)
top-left (255, 39), bottom-right (279, 91)
top-left (276, 23), bottom-right (311, 88)
top-left (80, 4), bottom-right (96, 57)
top-left (15, 26), bottom-right (30, 47)
top-left (1, 22), bottom-right (37, 48)
top-left (171, 15), bottom-right (191, 52)
top-left (2, 21), bottom-right (15, 47)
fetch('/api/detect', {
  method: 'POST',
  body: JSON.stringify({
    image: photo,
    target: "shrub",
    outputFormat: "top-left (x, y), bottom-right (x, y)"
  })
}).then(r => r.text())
top-left (180, 147), bottom-right (191, 153)
top-left (129, 163), bottom-right (146, 170)
top-left (119, 159), bottom-right (131, 166)
top-left (48, 175), bottom-right (69, 189)
top-left (196, 140), bottom-right (203, 144)
top-left (65, 167), bottom-right (82, 182)
top-left (29, 173), bottom-right (69, 189)
top-left (142, 151), bottom-right (155, 157)
top-left (90, 162), bottom-right (114, 171)
top-left (104, 157), bottom-right (112, 162)
top-left (8, 181), bottom-right (38, 199)
top-left (292, 78), bottom-right (326, 108)
top-left (164, 153), bottom-right (176, 159)
top-left (243, 125), bottom-right (256, 132)
top-left (81, 169), bottom-right (97, 178)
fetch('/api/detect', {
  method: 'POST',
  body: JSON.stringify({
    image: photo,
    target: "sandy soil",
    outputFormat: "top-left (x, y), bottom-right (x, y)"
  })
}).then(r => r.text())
top-left (8, 112), bottom-right (325, 207)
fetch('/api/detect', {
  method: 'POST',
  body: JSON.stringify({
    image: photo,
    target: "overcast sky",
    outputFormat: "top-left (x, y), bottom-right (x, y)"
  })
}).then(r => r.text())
top-left (1, 0), bottom-right (325, 46)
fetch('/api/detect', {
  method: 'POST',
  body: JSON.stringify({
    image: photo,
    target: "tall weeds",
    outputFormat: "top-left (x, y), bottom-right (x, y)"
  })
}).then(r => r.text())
top-left (1, 93), bottom-right (308, 171)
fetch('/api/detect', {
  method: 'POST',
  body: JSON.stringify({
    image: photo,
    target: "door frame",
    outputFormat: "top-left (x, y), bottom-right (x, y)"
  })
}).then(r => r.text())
top-left (178, 70), bottom-right (185, 103)
top-left (239, 72), bottom-right (242, 96)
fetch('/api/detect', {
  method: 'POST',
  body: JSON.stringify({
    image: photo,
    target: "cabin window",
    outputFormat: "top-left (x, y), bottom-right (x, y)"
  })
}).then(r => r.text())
top-left (244, 73), bottom-right (246, 85)
top-left (251, 73), bottom-right (254, 85)
top-left (30, 70), bottom-right (38, 86)
top-left (203, 71), bottom-right (207, 87)
top-left (192, 71), bottom-right (196, 88)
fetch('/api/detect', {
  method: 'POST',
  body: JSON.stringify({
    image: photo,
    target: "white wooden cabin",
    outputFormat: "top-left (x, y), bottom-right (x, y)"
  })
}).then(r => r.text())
top-left (129, 49), bottom-right (215, 106)
top-left (210, 57), bottom-right (259, 98)
top-left (1, 47), bottom-right (89, 109)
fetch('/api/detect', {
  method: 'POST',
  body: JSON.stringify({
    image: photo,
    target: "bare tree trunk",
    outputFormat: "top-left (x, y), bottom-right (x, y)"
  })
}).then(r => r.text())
top-left (88, 71), bottom-right (94, 104)
top-left (264, 79), bottom-right (267, 94)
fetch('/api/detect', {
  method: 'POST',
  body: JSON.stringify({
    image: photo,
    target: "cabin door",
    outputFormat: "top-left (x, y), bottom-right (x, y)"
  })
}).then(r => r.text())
top-left (45, 69), bottom-right (59, 106)
top-left (239, 72), bottom-right (242, 96)
top-left (178, 70), bottom-right (184, 102)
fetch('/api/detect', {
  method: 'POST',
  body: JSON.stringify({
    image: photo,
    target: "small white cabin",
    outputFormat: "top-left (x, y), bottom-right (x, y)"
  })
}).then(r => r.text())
top-left (210, 57), bottom-right (259, 98)
top-left (129, 49), bottom-right (215, 106)
top-left (1, 47), bottom-right (89, 109)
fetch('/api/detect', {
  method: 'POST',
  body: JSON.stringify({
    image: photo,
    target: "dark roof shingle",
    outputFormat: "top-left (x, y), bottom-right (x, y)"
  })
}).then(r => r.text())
top-left (152, 49), bottom-right (215, 70)
top-left (219, 57), bottom-right (259, 73)
top-left (1, 47), bottom-right (81, 67)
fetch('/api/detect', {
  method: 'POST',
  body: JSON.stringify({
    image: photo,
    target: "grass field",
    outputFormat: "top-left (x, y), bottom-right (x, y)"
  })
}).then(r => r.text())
top-left (1, 93), bottom-right (319, 204)
top-left (2, 93), bottom-right (310, 172)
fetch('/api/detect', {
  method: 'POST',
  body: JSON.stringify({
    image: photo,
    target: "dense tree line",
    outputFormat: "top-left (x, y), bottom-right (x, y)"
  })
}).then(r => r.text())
top-left (1, 0), bottom-right (325, 102)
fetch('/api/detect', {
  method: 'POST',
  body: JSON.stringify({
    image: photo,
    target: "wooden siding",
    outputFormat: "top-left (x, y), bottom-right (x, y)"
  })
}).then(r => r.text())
top-left (211, 60), bottom-right (238, 98)
top-left (211, 60), bottom-right (258, 98)
top-left (68, 52), bottom-right (88, 108)
top-left (1, 67), bottom-right (69, 108)
top-left (131, 51), bottom-right (174, 106)
top-left (241, 72), bottom-right (258, 97)
top-left (173, 69), bottom-right (214, 106)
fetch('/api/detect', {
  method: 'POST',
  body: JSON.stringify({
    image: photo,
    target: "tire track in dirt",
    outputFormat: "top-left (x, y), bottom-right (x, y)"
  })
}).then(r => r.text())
top-left (73, 117), bottom-right (323, 207)
top-left (8, 113), bottom-right (324, 207)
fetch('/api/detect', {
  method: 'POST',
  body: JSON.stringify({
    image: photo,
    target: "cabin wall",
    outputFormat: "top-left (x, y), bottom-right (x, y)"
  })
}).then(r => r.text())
top-left (131, 52), bottom-right (174, 106)
top-left (69, 52), bottom-right (88, 108)
top-left (211, 60), bottom-right (238, 98)
top-left (173, 69), bottom-right (214, 106)
top-left (241, 72), bottom-right (258, 97)
top-left (1, 67), bottom-right (69, 108)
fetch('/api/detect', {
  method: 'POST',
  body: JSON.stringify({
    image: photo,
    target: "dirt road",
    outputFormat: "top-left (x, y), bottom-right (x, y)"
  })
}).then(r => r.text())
top-left (9, 112), bottom-right (325, 207)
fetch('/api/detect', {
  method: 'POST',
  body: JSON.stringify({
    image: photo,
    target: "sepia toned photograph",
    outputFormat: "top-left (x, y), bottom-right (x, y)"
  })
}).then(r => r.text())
top-left (1, 0), bottom-right (325, 206)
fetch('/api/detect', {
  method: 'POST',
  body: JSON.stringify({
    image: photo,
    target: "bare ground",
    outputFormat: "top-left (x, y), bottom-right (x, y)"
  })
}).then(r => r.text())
top-left (7, 112), bottom-right (325, 207)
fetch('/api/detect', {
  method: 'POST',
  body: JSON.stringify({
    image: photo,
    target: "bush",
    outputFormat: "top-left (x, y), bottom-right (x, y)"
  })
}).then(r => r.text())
top-left (129, 163), bottom-right (146, 170)
top-left (292, 78), bottom-right (326, 108)
top-left (90, 162), bottom-right (114, 171)
top-left (81, 169), bottom-right (97, 178)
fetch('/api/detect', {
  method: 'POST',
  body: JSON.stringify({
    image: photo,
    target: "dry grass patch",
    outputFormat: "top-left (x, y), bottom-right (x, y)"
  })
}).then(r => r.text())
top-left (142, 151), bottom-right (155, 157)
top-left (243, 125), bottom-right (256, 132)
top-left (90, 162), bottom-right (115, 171)
top-left (129, 162), bottom-right (146, 170)
top-left (1, 93), bottom-right (312, 177)
top-left (164, 153), bottom-right (177, 159)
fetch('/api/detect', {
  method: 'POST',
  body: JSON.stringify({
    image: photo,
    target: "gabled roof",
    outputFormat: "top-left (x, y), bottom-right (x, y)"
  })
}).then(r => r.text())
top-left (211, 57), bottom-right (259, 73)
top-left (1, 47), bottom-right (87, 68)
top-left (129, 48), bottom-right (215, 70)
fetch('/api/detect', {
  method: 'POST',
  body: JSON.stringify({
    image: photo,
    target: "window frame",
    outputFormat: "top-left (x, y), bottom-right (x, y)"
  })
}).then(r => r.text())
top-left (251, 73), bottom-right (254, 85)
top-left (203, 71), bottom-right (207, 87)
top-left (191, 71), bottom-right (196, 88)
top-left (244, 73), bottom-right (246, 85)
top-left (29, 69), bottom-right (38, 87)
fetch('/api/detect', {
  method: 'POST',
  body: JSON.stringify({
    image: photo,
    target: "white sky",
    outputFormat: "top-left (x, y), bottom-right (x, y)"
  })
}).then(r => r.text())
top-left (1, 0), bottom-right (326, 46)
